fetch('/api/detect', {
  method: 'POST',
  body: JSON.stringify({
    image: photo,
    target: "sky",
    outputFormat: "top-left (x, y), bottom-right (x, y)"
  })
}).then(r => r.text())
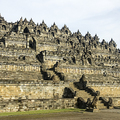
top-left (0, 0), bottom-right (120, 48)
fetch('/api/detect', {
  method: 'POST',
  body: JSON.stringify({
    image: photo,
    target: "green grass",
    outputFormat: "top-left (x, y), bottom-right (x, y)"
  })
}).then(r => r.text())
top-left (0, 108), bottom-right (85, 117)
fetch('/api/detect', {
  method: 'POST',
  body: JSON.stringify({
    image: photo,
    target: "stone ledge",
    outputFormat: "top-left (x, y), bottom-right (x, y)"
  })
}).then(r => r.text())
top-left (0, 98), bottom-right (76, 112)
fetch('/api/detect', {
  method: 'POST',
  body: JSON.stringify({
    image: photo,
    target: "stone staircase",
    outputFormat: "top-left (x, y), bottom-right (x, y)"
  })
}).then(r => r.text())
top-left (69, 82), bottom-right (93, 101)
top-left (46, 70), bottom-right (60, 82)
top-left (97, 101), bottom-right (108, 109)
top-left (69, 82), bottom-right (109, 109)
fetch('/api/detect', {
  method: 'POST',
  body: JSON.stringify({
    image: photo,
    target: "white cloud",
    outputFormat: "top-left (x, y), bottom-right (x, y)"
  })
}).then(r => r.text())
top-left (0, 0), bottom-right (120, 48)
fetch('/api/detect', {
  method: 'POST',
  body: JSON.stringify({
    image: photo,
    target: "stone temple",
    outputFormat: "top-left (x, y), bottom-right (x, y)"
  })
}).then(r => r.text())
top-left (0, 14), bottom-right (120, 112)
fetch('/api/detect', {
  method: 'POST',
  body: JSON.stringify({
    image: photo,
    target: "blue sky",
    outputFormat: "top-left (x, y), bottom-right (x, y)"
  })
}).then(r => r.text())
top-left (0, 0), bottom-right (120, 48)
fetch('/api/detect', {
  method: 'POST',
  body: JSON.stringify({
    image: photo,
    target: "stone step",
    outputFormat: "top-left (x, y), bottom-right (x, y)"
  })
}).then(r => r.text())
top-left (69, 82), bottom-right (111, 109)
top-left (69, 82), bottom-right (93, 101)
top-left (47, 70), bottom-right (60, 81)
top-left (97, 101), bottom-right (108, 109)
top-left (76, 91), bottom-right (93, 101)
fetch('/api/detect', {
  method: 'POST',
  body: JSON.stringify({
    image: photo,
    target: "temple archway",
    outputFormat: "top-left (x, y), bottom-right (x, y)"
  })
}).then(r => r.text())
top-left (37, 30), bottom-right (41, 35)
top-left (65, 30), bottom-right (68, 34)
top-left (29, 37), bottom-right (36, 51)
top-left (2, 25), bottom-right (6, 30)
top-left (88, 58), bottom-right (92, 65)
top-left (56, 39), bottom-right (60, 44)
top-left (43, 27), bottom-right (46, 31)
top-left (51, 32), bottom-right (54, 37)
top-left (55, 29), bottom-right (57, 33)
top-left (24, 27), bottom-right (29, 33)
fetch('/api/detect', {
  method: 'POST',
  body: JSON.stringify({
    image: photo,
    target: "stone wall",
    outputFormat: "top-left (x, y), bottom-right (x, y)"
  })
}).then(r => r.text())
top-left (0, 64), bottom-right (40, 72)
top-left (0, 81), bottom-right (69, 100)
top-left (57, 66), bottom-right (120, 77)
top-left (38, 44), bottom-right (57, 52)
top-left (91, 85), bottom-right (120, 97)
top-left (90, 85), bottom-right (120, 106)
top-left (0, 98), bottom-right (76, 112)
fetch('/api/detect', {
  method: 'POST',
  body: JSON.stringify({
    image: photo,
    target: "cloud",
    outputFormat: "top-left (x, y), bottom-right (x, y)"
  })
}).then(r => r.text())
top-left (0, 0), bottom-right (120, 48)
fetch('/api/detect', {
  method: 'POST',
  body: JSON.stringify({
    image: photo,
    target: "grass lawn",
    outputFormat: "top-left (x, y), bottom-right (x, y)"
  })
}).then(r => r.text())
top-left (0, 108), bottom-right (85, 117)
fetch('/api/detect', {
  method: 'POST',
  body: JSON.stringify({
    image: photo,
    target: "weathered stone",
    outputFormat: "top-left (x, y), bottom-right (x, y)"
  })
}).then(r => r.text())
top-left (0, 15), bottom-right (119, 112)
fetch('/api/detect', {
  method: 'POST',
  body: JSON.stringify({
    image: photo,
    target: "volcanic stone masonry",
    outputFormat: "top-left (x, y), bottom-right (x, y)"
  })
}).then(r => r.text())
top-left (0, 14), bottom-right (120, 112)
